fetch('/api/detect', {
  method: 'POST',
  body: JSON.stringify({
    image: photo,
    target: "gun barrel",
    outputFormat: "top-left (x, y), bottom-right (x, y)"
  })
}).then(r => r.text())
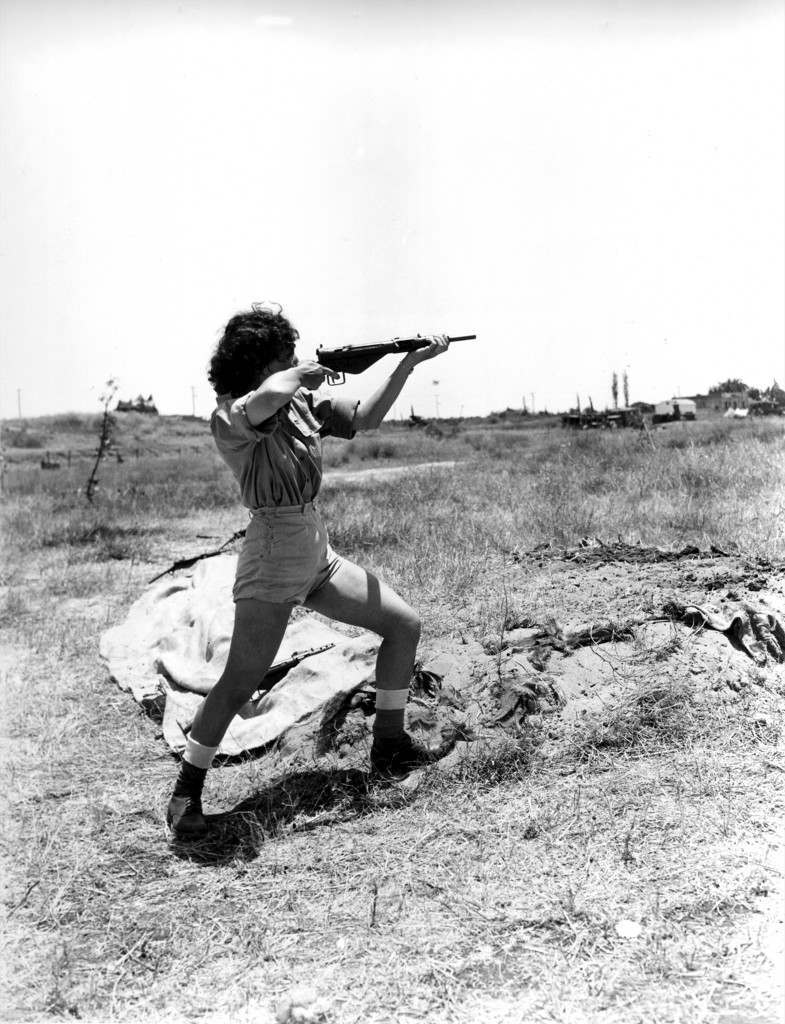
top-left (393, 334), bottom-right (476, 352)
top-left (397, 335), bottom-right (475, 347)
top-left (315, 333), bottom-right (477, 380)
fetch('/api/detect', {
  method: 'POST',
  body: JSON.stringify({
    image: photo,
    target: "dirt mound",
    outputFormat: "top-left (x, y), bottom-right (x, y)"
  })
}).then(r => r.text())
top-left (317, 541), bottom-right (785, 768)
top-left (109, 539), bottom-right (784, 773)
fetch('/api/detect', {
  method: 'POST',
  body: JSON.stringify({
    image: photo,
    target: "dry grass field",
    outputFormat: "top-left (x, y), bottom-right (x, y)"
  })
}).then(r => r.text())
top-left (1, 412), bottom-right (784, 1023)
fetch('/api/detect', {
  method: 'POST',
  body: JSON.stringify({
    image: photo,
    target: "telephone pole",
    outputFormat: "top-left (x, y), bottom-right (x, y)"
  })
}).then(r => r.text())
top-left (190, 386), bottom-right (197, 418)
top-left (17, 389), bottom-right (22, 421)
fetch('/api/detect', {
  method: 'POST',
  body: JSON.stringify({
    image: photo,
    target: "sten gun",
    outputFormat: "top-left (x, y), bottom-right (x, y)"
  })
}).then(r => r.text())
top-left (316, 334), bottom-right (476, 384)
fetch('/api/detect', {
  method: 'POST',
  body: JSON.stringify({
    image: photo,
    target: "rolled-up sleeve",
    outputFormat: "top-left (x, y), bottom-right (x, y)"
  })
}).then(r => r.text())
top-left (309, 393), bottom-right (359, 439)
top-left (211, 394), bottom-right (280, 462)
top-left (226, 393), bottom-right (280, 440)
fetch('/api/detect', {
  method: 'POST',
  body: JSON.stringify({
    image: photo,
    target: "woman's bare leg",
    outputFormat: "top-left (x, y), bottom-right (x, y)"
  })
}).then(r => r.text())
top-left (304, 558), bottom-right (421, 693)
top-left (304, 558), bottom-right (437, 775)
top-left (190, 598), bottom-right (293, 746)
top-left (167, 598), bottom-right (291, 837)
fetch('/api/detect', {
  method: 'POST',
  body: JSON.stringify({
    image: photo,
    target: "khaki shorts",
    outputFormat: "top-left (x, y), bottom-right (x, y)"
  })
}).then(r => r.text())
top-left (233, 503), bottom-right (343, 605)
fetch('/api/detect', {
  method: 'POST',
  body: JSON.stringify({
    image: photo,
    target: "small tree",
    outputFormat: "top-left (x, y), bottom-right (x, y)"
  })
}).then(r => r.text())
top-left (708, 378), bottom-right (749, 394)
top-left (623, 370), bottom-right (630, 407)
top-left (85, 378), bottom-right (119, 503)
top-left (611, 372), bottom-right (619, 409)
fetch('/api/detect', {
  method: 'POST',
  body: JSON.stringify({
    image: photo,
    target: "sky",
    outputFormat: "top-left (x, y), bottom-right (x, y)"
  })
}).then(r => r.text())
top-left (1, 0), bottom-right (783, 420)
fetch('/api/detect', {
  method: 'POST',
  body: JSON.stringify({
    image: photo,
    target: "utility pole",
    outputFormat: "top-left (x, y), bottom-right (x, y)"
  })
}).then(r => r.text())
top-left (530, 392), bottom-right (535, 414)
top-left (17, 388), bottom-right (22, 421)
top-left (190, 386), bottom-right (197, 418)
top-left (433, 380), bottom-right (440, 419)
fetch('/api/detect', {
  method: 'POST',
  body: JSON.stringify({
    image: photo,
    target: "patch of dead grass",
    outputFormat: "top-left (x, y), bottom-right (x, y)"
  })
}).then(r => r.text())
top-left (574, 675), bottom-right (700, 755)
top-left (1, 416), bottom-right (784, 1022)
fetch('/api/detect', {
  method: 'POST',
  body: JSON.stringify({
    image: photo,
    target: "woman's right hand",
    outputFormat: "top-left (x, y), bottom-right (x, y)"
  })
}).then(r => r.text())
top-left (295, 360), bottom-right (330, 390)
top-left (244, 360), bottom-right (329, 424)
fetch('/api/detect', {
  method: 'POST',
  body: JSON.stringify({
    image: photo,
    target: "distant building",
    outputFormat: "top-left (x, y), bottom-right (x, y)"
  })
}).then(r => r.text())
top-left (116, 394), bottom-right (158, 414)
top-left (718, 390), bottom-right (750, 411)
top-left (653, 398), bottom-right (696, 424)
top-left (684, 384), bottom-right (781, 414)
top-left (685, 390), bottom-right (752, 412)
top-left (683, 393), bottom-right (712, 411)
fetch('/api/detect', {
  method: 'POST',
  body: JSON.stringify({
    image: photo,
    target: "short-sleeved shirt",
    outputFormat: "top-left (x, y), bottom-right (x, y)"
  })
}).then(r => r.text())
top-left (211, 388), bottom-right (359, 509)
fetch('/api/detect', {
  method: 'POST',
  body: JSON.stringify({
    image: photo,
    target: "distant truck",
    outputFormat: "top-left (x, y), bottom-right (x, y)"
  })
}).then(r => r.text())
top-left (604, 407), bottom-right (644, 429)
top-left (561, 407), bottom-right (643, 429)
top-left (652, 398), bottom-right (696, 424)
top-left (749, 400), bottom-right (784, 417)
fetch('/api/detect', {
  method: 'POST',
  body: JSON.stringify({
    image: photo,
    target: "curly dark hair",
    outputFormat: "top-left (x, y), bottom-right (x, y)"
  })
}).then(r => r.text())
top-left (208, 305), bottom-right (299, 397)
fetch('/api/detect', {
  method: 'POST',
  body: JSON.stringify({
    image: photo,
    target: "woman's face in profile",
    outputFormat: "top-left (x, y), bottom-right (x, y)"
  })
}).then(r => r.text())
top-left (260, 339), bottom-right (297, 380)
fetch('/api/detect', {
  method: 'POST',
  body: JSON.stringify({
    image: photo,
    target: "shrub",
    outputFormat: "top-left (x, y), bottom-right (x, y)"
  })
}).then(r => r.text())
top-left (42, 413), bottom-right (92, 432)
top-left (4, 428), bottom-right (45, 449)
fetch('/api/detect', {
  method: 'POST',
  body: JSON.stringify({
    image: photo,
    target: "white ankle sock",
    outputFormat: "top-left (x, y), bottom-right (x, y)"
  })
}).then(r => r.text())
top-left (183, 736), bottom-right (219, 769)
top-left (375, 688), bottom-right (409, 710)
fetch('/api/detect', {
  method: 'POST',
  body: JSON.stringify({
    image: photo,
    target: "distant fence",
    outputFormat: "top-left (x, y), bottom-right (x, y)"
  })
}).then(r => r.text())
top-left (1, 444), bottom-right (208, 468)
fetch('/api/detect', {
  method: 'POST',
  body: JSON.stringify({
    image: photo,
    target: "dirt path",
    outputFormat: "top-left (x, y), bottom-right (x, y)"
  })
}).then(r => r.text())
top-left (323, 459), bottom-right (458, 485)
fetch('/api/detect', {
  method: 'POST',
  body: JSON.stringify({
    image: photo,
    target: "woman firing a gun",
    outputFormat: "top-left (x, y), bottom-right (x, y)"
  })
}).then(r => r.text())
top-left (167, 303), bottom-right (455, 839)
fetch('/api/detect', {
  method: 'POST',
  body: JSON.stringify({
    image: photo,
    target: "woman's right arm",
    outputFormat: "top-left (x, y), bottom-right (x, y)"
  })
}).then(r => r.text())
top-left (241, 362), bottom-right (328, 426)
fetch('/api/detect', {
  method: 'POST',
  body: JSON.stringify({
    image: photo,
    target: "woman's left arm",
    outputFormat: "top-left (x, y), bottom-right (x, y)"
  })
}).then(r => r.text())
top-left (353, 335), bottom-right (450, 431)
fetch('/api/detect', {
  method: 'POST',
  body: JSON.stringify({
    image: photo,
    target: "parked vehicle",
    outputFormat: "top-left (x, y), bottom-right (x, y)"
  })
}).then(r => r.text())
top-left (749, 400), bottom-right (784, 417)
top-left (561, 407), bottom-right (643, 429)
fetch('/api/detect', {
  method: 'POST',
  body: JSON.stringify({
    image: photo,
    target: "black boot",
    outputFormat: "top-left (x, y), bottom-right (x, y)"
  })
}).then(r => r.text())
top-left (370, 731), bottom-right (440, 779)
top-left (166, 761), bottom-right (208, 839)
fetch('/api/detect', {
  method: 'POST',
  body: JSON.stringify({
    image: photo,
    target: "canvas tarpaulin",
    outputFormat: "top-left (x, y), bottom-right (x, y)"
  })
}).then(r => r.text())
top-left (99, 555), bottom-right (380, 757)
